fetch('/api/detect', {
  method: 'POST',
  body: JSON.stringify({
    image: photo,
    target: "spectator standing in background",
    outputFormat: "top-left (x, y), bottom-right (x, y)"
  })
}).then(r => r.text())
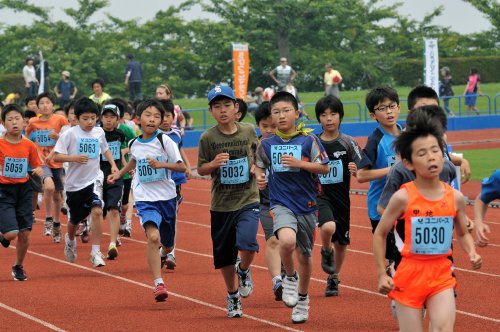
top-left (23, 57), bottom-right (38, 96)
top-left (324, 63), bottom-right (342, 98)
top-left (269, 57), bottom-right (296, 91)
top-left (439, 66), bottom-right (455, 117)
top-left (124, 54), bottom-right (143, 101)
top-left (3, 91), bottom-right (21, 105)
top-left (463, 66), bottom-right (482, 116)
top-left (54, 71), bottom-right (77, 109)
top-left (34, 51), bottom-right (50, 93)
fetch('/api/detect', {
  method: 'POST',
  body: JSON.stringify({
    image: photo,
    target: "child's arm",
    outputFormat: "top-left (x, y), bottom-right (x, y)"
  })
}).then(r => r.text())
top-left (373, 188), bottom-right (407, 294)
top-left (449, 154), bottom-right (471, 184)
top-left (357, 166), bottom-right (391, 183)
top-left (463, 81), bottom-right (470, 96)
top-left (474, 193), bottom-right (491, 247)
top-left (147, 157), bottom-right (186, 174)
top-left (476, 81), bottom-right (483, 96)
top-left (71, 86), bottom-right (78, 99)
top-left (254, 166), bottom-right (267, 190)
top-left (45, 149), bottom-right (55, 165)
top-left (454, 190), bottom-right (482, 270)
top-left (108, 158), bottom-right (136, 184)
top-left (179, 147), bottom-right (192, 180)
top-left (198, 153), bottom-right (229, 176)
top-left (280, 154), bottom-right (330, 174)
top-left (53, 152), bottom-right (88, 164)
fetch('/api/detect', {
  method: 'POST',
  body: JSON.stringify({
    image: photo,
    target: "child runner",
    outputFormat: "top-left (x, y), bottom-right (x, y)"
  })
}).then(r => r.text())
top-left (474, 169), bottom-right (499, 247)
top-left (374, 110), bottom-right (482, 332)
top-left (463, 66), bottom-right (482, 116)
top-left (108, 99), bottom-right (185, 301)
top-left (100, 104), bottom-right (126, 259)
top-left (357, 86), bottom-right (402, 269)
top-left (25, 92), bottom-right (69, 242)
top-left (23, 110), bottom-right (42, 224)
top-left (314, 95), bottom-right (361, 297)
top-left (0, 104), bottom-right (43, 280)
top-left (197, 85), bottom-right (260, 318)
top-left (158, 98), bottom-right (192, 270)
top-left (255, 91), bottom-right (330, 324)
top-left (53, 97), bottom-right (118, 267)
top-left (254, 101), bottom-right (283, 300)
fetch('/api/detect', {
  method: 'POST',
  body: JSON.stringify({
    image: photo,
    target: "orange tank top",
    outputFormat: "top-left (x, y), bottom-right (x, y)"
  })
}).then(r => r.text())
top-left (397, 181), bottom-right (455, 260)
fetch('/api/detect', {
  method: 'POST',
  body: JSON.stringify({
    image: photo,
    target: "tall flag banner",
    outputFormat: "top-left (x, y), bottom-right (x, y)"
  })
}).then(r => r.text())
top-left (38, 51), bottom-right (45, 94)
top-left (232, 43), bottom-right (249, 100)
top-left (423, 39), bottom-right (439, 96)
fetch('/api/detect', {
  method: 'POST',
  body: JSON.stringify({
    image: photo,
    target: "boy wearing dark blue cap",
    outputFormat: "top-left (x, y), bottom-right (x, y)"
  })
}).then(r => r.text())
top-left (197, 85), bottom-right (260, 318)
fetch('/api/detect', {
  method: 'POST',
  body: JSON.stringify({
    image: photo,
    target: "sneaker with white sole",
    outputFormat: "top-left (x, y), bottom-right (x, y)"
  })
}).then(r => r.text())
top-left (273, 276), bottom-right (283, 301)
top-left (291, 294), bottom-right (310, 324)
top-left (75, 222), bottom-right (86, 236)
top-left (90, 251), bottom-right (106, 267)
top-left (12, 265), bottom-right (27, 281)
top-left (119, 215), bottom-right (126, 235)
top-left (116, 236), bottom-right (121, 247)
top-left (43, 221), bottom-right (52, 236)
top-left (106, 245), bottom-right (118, 260)
top-left (227, 294), bottom-right (243, 318)
top-left (236, 262), bottom-right (253, 298)
top-left (123, 219), bottom-right (132, 237)
top-left (282, 273), bottom-right (299, 308)
top-left (165, 254), bottom-right (176, 270)
top-left (52, 225), bottom-right (62, 243)
top-left (64, 234), bottom-right (77, 263)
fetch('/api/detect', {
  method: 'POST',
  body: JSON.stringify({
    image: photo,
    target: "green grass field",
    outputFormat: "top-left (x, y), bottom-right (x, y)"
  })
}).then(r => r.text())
top-left (455, 148), bottom-right (500, 182)
top-left (174, 83), bottom-right (500, 129)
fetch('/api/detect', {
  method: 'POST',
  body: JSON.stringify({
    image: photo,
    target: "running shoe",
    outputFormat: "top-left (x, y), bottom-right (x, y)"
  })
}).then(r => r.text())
top-left (321, 247), bottom-right (336, 274)
top-left (154, 283), bottom-right (169, 302)
top-left (76, 222), bottom-right (86, 236)
top-left (123, 219), bottom-right (132, 237)
top-left (43, 221), bottom-right (52, 236)
top-left (52, 225), bottom-right (62, 243)
top-left (90, 251), bottom-right (106, 267)
top-left (116, 236), bottom-right (121, 247)
top-left (64, 234), bottom-right (77, 263)
top-left (282, 273), bottom-right (299, 308)
top-left (291, 294), bottom-right (310, 324)
top-left (0, 234), bottom-right (11, 248)
top-left (61, 204), bottom-right (68, 215)
top-left (107, 245), bottom-right (118, 260)
top-left (32, 214), bottom-right (36, 224)
top-left (226, 294), bottom-right (243, 318)
top-left (325, 274), bottom-right (340, 297)
top-left (165, 254), bottom-right (177, 270)
top-left (119, 215), bottom-right (126, 235)
top-left (236, 262), bottom-right (253, 298)
top-left (12, 265), bottom-right (27, 281)
top-left (80, 229), bottom-right (89, 243)
top-left (273, 276), bottom-right (283, 301)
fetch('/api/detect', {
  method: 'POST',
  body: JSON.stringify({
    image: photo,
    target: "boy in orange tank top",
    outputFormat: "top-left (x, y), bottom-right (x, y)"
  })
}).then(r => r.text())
top-left (373, 109), bottom-right (481, 332)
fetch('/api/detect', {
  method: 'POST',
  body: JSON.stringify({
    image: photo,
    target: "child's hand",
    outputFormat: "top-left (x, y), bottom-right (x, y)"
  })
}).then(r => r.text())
top-left (250, 164), bottom-right (256, 177)
top-left (32, 166), bottom-right (44, 177)
top-left (128, 169), bottom-right (135, 177)
top-left (74, 155), bottom-right (88, 164)
top-left (256, 173), bottom-right (268, 190)
top-left (48, 131), bottom-right (59, 140)
top-left (212, 153), bottom-right (229, 168)
top-left (45, 153), bottom-right (53, 165)
top-left (469, 253), bottom-right (482, 270)
top-left (147, 157), bottom-right (162, 169)
top-left (107, 173), bottom-right (116, 185)
top-left (475, 223), bottom-right (490, 247)
top-left (111, 166), bottom-right (119, 174)
top-left (185, 167), bottom-right (192, 180)
top-left (377, 275), bottom-right (394, 295)
top-left (348, 162), bottom-right (357, 177)
top-left (466, 216), bottom-right (474, 233)
top-left (281, 154), bottom-right (301, 169)
top-left (461, 159), bottom-right (471, 184)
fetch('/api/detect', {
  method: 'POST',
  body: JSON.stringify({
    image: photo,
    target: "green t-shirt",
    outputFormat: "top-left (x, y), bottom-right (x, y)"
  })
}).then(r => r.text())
top-left (117, 123), bottom-right (136, 180)
top-left (197, 122), bottom-right (259, 212)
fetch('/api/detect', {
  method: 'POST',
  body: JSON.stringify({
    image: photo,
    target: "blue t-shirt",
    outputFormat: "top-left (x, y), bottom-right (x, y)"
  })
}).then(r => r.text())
top-left (358, 124), bottom-right (402, 220)
top-left (125, 60), bottom-right (142, 82)
top-left (480, 169), bottom-right (500, 203)
top-left (162, 128), bottom-right (186, 186)
top-left (256, 133), bottom-right (329, 215)
top-left (56, 80), bottom-right (76, 101)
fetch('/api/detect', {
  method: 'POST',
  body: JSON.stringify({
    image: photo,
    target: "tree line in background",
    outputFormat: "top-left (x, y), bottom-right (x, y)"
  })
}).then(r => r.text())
top-left (0, 0), bottom-right (499, 100)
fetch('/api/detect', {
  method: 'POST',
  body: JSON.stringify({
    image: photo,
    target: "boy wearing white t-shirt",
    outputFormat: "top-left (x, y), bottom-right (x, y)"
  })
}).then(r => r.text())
top-left (54, 97), bottom-right (118, 268)
top-left (108, 99), bottom-right (185, 302)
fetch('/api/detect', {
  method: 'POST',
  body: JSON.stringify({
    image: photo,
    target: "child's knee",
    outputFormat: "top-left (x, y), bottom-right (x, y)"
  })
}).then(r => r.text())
top-left (279, 237), bottom-right (296, 252)
top-left (148, 232), bottom-right (161, 244)
top-left (91, 207), bottom-right (103, 219)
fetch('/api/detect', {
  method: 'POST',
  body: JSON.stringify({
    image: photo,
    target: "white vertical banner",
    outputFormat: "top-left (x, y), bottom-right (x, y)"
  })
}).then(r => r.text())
top-left (423, 38), bottom-right (439, 96)
top-left (38, 51), bottom-right (45, 94)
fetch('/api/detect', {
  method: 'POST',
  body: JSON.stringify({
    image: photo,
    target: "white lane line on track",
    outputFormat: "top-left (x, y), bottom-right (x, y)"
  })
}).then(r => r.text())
top-left (0, 302), bottom-right (68, 332)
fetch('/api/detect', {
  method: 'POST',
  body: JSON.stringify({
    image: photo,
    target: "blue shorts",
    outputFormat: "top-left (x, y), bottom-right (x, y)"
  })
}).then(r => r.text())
top-left (0, 181), bottom-right (33, 234)
top-left (210, 202), bottom-right (260, 269)
top-left (464, 91), bottom-right (477, 107)
top-left (136, 199), bottom-right (177, 248)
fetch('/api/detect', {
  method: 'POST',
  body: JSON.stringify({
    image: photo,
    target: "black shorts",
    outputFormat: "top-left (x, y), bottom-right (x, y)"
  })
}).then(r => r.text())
top-left (121, 178), bottom-right (132, 206)
top-left (210, 202), bottom-right (260, 269)
top-left (370, 218), bottom-right (395, 261)
top-left (317, 196), bottom-right (350, 245)
top-left (0, 181), bottom-right (33, 234)
top-left (28, 171), bottom-right (43, 193)
top-left (66, 181), bottom-right (104, 226)
top-left (176, 184), bottom-right (182, 204)
top-left (103, 178), bottom-right (124, 217)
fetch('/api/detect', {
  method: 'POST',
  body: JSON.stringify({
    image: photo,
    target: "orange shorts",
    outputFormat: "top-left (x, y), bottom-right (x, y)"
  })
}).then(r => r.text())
top-left (388, 257), bottom-right (456, 309)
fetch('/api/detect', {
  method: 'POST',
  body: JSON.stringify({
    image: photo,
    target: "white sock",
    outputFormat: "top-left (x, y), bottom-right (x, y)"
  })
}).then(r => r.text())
top-left (170, 246), bottom-right (175, 257)
top-left (66, 236), bottom-right (76, 247)
top-left (38, 194), bottom-right (42, 201)
top-left (110, 242), bottom-right (116, 248)
top-left (154, 278), bottom-right (164, 287)
top-left (91, 245), bottom-right (100, 253)
top-left (160, 247), bottom-right (168, 257)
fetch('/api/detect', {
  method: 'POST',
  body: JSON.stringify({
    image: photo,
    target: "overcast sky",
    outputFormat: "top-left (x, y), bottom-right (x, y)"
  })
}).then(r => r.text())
top-left (0, 0), bottom-right (492, 34)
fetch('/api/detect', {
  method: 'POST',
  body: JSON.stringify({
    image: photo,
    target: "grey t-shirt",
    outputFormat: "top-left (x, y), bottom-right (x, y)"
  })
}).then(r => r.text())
top-left (378, 159), bottom-right (457, 209)
top-left (273, 65), bottom-right (295, 88)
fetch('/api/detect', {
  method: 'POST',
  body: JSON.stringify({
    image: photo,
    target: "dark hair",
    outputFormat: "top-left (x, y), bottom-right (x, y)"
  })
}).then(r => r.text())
top-left (74, 97), bottom-right (99, 119)
top-left (14, 90), bottom-right (21, 95)
top-left (126, 106), bottom-right (133, 116)
top-left (1, 104), bottom-right (24, 122)
top-left (108, 98), bottom-right (128, 119)
top-left (209, 95), bottom-right (236, 108)
top-left (157, 83), bottom-right (173, 98)
top-left (470, 66), bottom-right (478, 75)
top-left (64, 100), bottom-right (77, 116)
top-left (36, 92), bottom-right (56, 107)
top-left (24, 110), bottom-right (37, 119)
top-left (136, 99), bottom-right (165, 121)
top-left (157, 99), bottom-right (175, 117)
top-left (407, 85), bottom-right (439, 111)
top-left (406, 105), bottom-right (447, 131)
top-left (315, 95), bottom-right (344, 122)
top-left (365, 86), bottom-right (399, 113)
top-left (91, 78), bottom-right (105, 89)
top-left (25, 94), bottom-right (37, 106)
top-left (54, 108), bottom-right (64, 114)
top-left (394, 110), bottom-right (444, 164)
top-left (127, 54), bottom-right (134, 60)
top-left (254, 101), bottom-right (271, 124)
top-left (25, 57), bottom-right (33, 65)
top-left (236, 98), bottom-right (248, 122)
top-left (132, 98), bottom-right (143, 111)
top-left (270, 91), bottom-right (298, 111)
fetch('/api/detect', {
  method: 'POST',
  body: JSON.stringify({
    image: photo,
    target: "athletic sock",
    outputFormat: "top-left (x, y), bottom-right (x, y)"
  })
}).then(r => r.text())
top-left (66, 236), bottom-right (76, 247)
top-left (160, 247), bottom-right (169, 257)
top-left (46, 217), bottom-right (53, 222)
top-left (53, 222), bottom-right (60, 228)
top-left (331, 273), bottom-right (339, 278)
top-left (109, 242), bottom-right (116, 248)
top-left (237, 264), bottom-right (248, 274)
top-left (298, 292), bottom-right (308, 298)
top-left (228, 290), bottom-right (239, 298)
top-left (169, 247), bottom-right (175, 256)
top-left (154, 278), bottom-right (164, 287)
top-left (291, 271), bottom-right (298, 280)
top-left (91, 245), bottom-right (100, 253)
top-left (322, 246), bottom-right (333, 252)
top-left (272, 276), bottom-right (282, 285)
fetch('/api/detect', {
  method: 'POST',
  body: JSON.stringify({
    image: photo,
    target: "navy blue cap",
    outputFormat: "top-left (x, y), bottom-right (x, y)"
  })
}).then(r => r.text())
top-left (208, 85), bottom-right (236, 105)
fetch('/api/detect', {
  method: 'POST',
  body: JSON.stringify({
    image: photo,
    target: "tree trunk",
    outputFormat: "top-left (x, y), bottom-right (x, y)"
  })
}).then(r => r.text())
top-left (275, 0), bottom-right (291, 66)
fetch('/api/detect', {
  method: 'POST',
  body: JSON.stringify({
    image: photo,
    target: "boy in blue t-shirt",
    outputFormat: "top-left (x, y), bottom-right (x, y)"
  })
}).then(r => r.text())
top-left (256, 91), bottom-right (330, 324)
top-left (474, 169), bottom-right (499, 247)
top-left (158, 98), bottom-right (191, 270)
top-left (357, 86), bottom-right (402, 265)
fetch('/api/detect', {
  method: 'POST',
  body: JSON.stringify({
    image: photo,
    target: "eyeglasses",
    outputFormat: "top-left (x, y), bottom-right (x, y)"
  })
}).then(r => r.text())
top-left (374, 103), bottom-right (398, 113)
top-left (271, 108), bottom-right (294, 116)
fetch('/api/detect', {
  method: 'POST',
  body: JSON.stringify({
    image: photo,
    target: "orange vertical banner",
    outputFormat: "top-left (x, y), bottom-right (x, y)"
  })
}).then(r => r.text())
top-left (232, 43), bottom-right (249, 100)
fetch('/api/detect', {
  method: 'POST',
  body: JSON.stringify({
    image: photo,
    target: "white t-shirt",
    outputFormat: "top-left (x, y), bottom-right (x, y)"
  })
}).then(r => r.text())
top-left (130, 132), bottom-right (182, 202)
top-left (55, 125), bottom-right (109, 192)
top-left (0, 124), bottom-right (6, 134)
top-left (23, 65), bottom-right (37, 83)
top-left (124, 120), bottom-right (137, 133)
